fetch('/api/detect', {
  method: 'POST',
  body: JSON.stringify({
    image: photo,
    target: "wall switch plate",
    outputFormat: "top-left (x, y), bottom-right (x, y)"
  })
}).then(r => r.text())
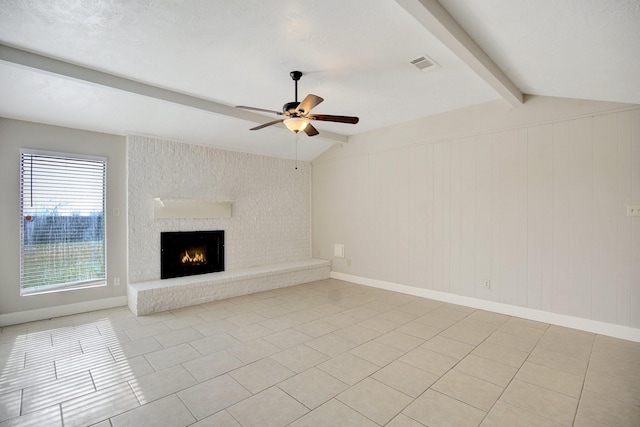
top-left (334, 244), bottom-right (345, 258)
top-left (627, 205), bottom-right (640, 216)
top-left (484, 280), bottom-right (491, 289)
top-left (114, 277), bottom-right (120, 286)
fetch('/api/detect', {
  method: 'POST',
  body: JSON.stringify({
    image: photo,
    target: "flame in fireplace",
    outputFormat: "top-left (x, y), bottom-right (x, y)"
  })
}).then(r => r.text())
top-left (181, 250), bottom-right (206, 264)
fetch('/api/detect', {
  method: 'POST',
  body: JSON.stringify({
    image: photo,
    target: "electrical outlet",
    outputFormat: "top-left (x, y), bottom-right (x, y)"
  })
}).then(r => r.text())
top-left (114, 277), bottom-right (120, 286)
top-left (484, 280), bottom-right (491, 289)
top-left (627, 205), bottom-right (640, 217)
top-left (347, 259), bottom-right (352, 267)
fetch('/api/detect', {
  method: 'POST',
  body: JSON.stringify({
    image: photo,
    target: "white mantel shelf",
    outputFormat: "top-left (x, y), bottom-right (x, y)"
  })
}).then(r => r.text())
top-left (127, 259), bottom-right (330, 315)
top-left (153, 198), bottom-right (233, 219)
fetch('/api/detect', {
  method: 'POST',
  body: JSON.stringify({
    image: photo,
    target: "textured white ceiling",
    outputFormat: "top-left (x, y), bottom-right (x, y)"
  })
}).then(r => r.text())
top-left (0, 0), bottom-right (638, 160)
top-left (439, 0), bottom-right (640, 104)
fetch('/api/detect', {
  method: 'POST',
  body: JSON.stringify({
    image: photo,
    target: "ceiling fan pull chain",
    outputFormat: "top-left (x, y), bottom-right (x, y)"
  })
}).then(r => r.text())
top-left (295, 132), bottom-right (299, 170)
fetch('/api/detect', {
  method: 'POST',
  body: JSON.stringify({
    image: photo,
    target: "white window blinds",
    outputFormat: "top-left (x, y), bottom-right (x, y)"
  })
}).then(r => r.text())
top-left (20, 150), bottom-right (106, 295)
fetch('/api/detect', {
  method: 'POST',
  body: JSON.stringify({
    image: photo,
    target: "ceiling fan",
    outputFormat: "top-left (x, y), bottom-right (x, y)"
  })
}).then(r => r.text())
top-left (236, 71), bottom-right (359, 137)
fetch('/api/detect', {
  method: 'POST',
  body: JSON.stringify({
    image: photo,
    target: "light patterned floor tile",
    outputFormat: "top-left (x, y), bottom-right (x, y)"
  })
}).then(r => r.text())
top-left (527, 347), bottom-right (589, 377)
top-left (337, 378), bottom-right (412, 425)
top-left (190, 410), bottom-right (241, 427)
top-left (439, 320), bottom-right (495, 346)
top-left (110, 394), bottom-right (195, 427)
top-left (270, 344), bottom-right (329, 373)
top-left (485, 330), bottom-right (540, 353)
top-left (123, 322), bottom-right (171, 341)
top-left (317, 353), bottom-right (379, 385)
top-left (396, 322), bottom-right (441, 340)
top-left (387, 413), bottom-right (426, 427)
top-left (471, 341), bottom-right (529, 368)
top-left (576, 389), bottom-right (640, 427)
top-left (189, 333), bottom-right (241, 355)
top-left (177, 374), bottom-right (250, 420)
top-left (375, 330), bottom-right (424, 352)
top-left (571, 414), bottom-right (610, 427)
top-left (501, 380), bottom-right (578, 426)
top-left (60, 382), bottom-right (140, 427)
top-left (3, 279), bottom-right (640, 427)
top-left (372, 360), bottom-right (438, 398)
top-left (516, 361), bottom-right (583, 398)
top-left (227, 387), bottom-right (308, 427)
top-left (262, 328), bottom-right (312, 349)
top-left (183, 350), bottom-right (244, 382)
top-left (0, 390), bottom-right (21, 423)
top-left (421, 335), bottom-right (475, 360)
top-left (466, 310), bottom-right (510, 326)
top-left (226, 338), bottom-right (280, 364)
top-left (22, 371), bottom-right (95, 414)
top-left (305, 332), bottom-right (357, 357)
top-left (376, 309), bottom-right (417, 325)
top-left (455, 354), bottom-right (517, 387)
top-left (399, 347), bottom-right (458, 376)
top-left (357, 316), bottom-right (399, 334)
top-left (226, 324), bottom-right (274, 342)
top-left (129, 364), bottom-right (198, 404)
top-left (91, 356), bottom-right (154, 390)
top-left (143, 342), bottom-right (200, 370)
top-left (278, 367), bottom-right (349, 409)
top-left (229, 358), bottom-right (294, 393)
top-left (55, 348), bottom-right (116, 379)
top-left (0, 405), bottom-right (62, 427)
top-left (481, 401), bottom-right (563, 427)
top-left (154, 327), bottom-right (204, 348)
top-left (432, 369), bottom-right (503, 411)
top-left (348, 340), bottom-right (404, 367)
top-left (162, 314), bottom-right (206, 331)
top-left (289, 399), bottom-right (378, 427)
top-left (333, 324), bottom-right (380, 345)
top-left (403, 389), bottom-right (486, 427)
top-left (110, 336), bottom-right (163, 360)
top-left (294, 319), bottom-right (340, 338)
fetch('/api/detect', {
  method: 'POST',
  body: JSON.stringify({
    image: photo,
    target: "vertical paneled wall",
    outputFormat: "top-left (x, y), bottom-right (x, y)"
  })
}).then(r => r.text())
top-left (313, 107), bottom-right (640, 328)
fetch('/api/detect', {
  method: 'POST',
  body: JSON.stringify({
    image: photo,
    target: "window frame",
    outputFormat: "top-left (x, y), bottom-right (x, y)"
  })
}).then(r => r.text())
top-left (19, 148), bottom-right (108, 295)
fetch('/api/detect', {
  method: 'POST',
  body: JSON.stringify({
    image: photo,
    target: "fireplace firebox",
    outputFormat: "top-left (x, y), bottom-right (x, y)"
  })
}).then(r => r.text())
top-left (161, 230), bottom-right (224, 279)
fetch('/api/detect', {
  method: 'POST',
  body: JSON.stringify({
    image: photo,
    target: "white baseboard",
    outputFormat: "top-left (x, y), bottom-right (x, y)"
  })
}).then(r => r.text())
top-left (330, 271), bottom-right (640, 343)
top-left (0, 296), bottom-right (128, 327)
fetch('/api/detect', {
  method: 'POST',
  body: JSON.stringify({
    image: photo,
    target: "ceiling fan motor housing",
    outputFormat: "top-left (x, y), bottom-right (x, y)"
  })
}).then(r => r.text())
top-left (283, 101), bottom-right (300, 114)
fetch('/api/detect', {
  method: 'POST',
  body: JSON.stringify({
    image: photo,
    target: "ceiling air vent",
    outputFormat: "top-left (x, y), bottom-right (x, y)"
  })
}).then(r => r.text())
top-left (410, 54), bottom-right (439, 72)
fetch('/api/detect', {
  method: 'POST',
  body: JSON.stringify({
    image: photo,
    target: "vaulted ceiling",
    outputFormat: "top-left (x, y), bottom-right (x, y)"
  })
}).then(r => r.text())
top-left (1, 0), bottom-right (638, 161)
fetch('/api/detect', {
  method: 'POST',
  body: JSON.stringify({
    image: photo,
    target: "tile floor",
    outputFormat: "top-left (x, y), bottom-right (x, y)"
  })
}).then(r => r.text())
top-left (1, 278), bottom-right (639, 426)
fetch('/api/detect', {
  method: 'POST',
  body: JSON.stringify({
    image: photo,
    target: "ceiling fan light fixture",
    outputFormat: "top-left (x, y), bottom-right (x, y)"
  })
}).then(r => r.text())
top-left (284, 117), bottom-right (309, 133)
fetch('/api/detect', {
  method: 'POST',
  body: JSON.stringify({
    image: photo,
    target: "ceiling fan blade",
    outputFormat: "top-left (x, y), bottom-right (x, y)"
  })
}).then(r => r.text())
top-left (303, 123), bottom-right (319, 137)
top-left (250, 119), bottom-right (285, 130)
top-left (295, 94), bottom-right (324, 114)
top-left (236, 105), bottom-right (283, 115)
top-left (309, 114), bottom-right (359, 124)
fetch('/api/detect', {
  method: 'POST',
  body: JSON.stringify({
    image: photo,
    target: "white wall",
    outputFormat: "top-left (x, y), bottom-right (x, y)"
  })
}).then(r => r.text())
top-left (312, 96), bottom-right (640, 330)
top-left (127, 135), bottom-right (311, 283)
top-left (0, 119), bottom-right (128, 318)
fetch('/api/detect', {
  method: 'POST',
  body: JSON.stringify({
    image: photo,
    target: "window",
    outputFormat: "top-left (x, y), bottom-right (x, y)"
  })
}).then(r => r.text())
top-left (20, 150), bottom-right (106, 295)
